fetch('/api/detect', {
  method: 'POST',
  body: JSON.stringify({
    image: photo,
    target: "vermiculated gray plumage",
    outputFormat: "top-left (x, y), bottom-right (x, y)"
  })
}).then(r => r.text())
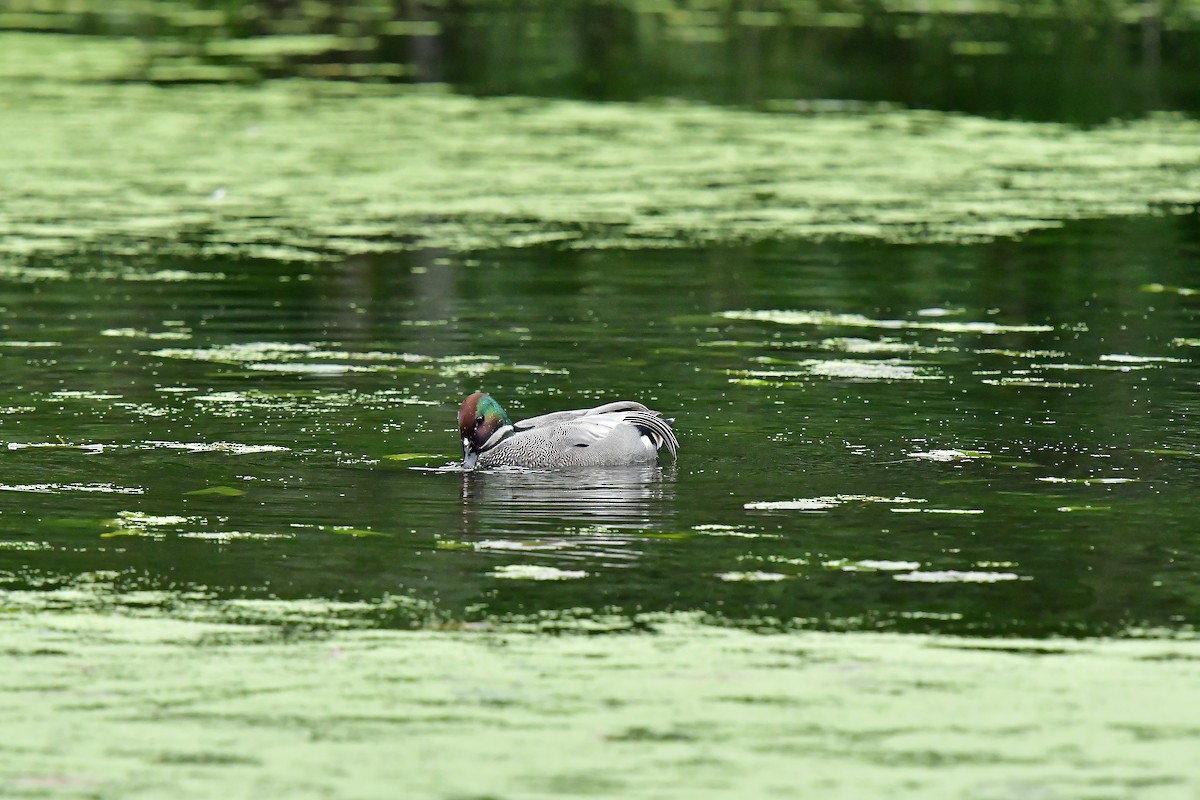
top-left (460, 396), bottom-right (678, 469)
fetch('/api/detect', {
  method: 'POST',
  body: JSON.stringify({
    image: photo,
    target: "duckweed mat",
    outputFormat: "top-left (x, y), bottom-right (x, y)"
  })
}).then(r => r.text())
top-left (2, 609), bottom-right (1197, 799)
top-left (3, 37), bottom-right (1199, 261)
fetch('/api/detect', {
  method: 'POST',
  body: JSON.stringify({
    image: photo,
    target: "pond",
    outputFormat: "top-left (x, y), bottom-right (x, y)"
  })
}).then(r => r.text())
top-left (2, 11), bottom-right (1199, 799)
top-left (3, 217), bottom-right (1200, 639)
top-left (5, 218), bottom-right (1200, 798)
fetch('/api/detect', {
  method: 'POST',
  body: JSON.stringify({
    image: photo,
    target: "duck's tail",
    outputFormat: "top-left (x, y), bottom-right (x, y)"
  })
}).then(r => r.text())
top-left (629, 412), bottom-right (679, 460)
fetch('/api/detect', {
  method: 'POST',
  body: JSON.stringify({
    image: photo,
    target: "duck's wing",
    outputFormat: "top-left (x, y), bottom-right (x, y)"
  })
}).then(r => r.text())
top-left (560, 410), bottom-right (679, 460)
top-left (513, 401), bottom-right (651, 431)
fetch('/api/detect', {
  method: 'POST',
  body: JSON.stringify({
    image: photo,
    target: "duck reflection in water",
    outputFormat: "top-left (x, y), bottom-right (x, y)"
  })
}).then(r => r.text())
top-left (459, 465), bottom-right (678, 568)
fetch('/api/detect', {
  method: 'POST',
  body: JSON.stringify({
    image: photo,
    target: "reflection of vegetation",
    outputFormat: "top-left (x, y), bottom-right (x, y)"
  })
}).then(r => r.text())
top-left (0, 0), bottom-right (1198, 119)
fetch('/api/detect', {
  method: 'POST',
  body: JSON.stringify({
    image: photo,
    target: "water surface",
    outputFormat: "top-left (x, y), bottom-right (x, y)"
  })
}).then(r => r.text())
top-left (3, 18), bottom-right (1200, 797)
top-left (3, 215), bottom-right (1197, 637)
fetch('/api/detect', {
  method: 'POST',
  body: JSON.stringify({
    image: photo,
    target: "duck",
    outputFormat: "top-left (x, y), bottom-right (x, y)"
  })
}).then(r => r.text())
top-left (457, 391), bottom-right (678, 470)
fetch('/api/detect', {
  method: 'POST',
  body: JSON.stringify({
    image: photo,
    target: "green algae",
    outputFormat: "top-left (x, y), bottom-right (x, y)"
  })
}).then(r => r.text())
top-left (0, 607), bottom-right (1197, 799)
top-left (3, 52), bottom-right (1200, 260)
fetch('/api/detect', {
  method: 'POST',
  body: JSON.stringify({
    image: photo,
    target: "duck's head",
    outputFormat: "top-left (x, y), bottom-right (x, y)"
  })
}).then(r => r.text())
top-left (457, 391), bottom-right (513, 469)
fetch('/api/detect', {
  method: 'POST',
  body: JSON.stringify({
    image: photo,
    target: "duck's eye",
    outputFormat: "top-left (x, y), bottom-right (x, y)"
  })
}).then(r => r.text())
top-left (475, 415), bottom-right (485, 427)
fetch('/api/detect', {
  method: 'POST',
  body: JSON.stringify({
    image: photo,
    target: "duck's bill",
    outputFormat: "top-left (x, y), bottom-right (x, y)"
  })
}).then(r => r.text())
top-left (461, 449), bottom-right (479, 470)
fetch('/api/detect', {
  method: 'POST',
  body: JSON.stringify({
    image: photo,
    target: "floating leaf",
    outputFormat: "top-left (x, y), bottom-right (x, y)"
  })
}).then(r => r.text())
top-left (385, 453), bottom-right (442, 462)
top-left (184, 486), bottom-right (246, 497)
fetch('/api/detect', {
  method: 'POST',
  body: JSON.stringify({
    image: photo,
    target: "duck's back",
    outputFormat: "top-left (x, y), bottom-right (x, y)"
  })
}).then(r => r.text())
top-left (479, 403), bottom-right (674, 468)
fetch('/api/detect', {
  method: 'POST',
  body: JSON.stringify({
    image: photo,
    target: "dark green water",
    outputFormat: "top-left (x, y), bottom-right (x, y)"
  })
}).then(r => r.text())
top-left (3, 215), bottom-right (1197, 637)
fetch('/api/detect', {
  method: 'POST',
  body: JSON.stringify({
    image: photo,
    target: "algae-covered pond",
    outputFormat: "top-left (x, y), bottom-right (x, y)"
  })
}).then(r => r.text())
top-left (2, 8), bottom-right (1200, 799)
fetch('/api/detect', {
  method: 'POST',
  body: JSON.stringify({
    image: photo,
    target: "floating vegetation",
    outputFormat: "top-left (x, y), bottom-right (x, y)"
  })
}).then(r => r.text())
top-left (0, 540), bottom-right (52, 551)
top-left (288, 524), bottom-right (391, 538)
top-left (703, 336), bottom-right (956, 355)
top-left (101, 511), bottom-right (203, 539)
top-left (907, 450), bottom-right (990, 462)
top-left (0, 261), bottom-right (226, 282)
top-left (1036, 477), bottom-right (1138, 485)
top-left (183, 486), bottom-right (247, 497)
top-left (819, 337), bottom-right (958, 355)
top-left (4, 71), bottom-right (1200, 260)
top-left (731, 358), bottom-right (943, 383)
top-left (822, 557), bottom-right (917, 571)
top-left (853, 560), bottom-right (922, 571)
top-left (691, 523), bottom-right (776, 538)
top-left (143, 441), bottom-right (290, 455)
top-left (976, 348), bottom-right (1066, 358)
top-left (1138, 449), bottom-right (1200, 458)
top-left (1033, 361), bottom-right (1156, 372)
top-left (894, 570), bottom-right (1023, 583)
top-left (715, 571), bottom-right (788, 582)
top-left (0, 482), bottom-right (143, 495)
top-left (1142, 283), bottom-right (1199, 296)
top-left (177, 531), bottom-right (293, 542)
top-left (4, 440), bottom-right (288, 457)
top-left (980, 377), bottom-right (1087, 388)
top-left (247, 362), bottom-right (376, 375)
top-left (489, 565), bottom-right (590, 580)
top-left (6, 441), bottom-right (106, 453)
top-left (745, 495), bottom-right (925, 511)
top-left (0, 405), bottom-right (35, 415)
top-left (147, 342), bottom-right (351, 365)
top-left (113, 402), bottom-right (171, 419)
top-left (192, 389), bottom-right (438, 417)
top-left (1099, 353), bottom-right (1187, 364)
top-left (475, 539), bottom-right (571, 552)
top-left (720, 310), bottom-right (1054, 333)
top-left (146, 343), bottom-right (562, 379)
top-left (47, 390), bottom-right (122, 401)
top-left (385, 452), bottom-right (442, 462)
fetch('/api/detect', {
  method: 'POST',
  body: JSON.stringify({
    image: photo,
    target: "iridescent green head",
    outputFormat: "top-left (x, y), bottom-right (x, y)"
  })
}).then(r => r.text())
top-left (457, 392), bottom-right (513, 468)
